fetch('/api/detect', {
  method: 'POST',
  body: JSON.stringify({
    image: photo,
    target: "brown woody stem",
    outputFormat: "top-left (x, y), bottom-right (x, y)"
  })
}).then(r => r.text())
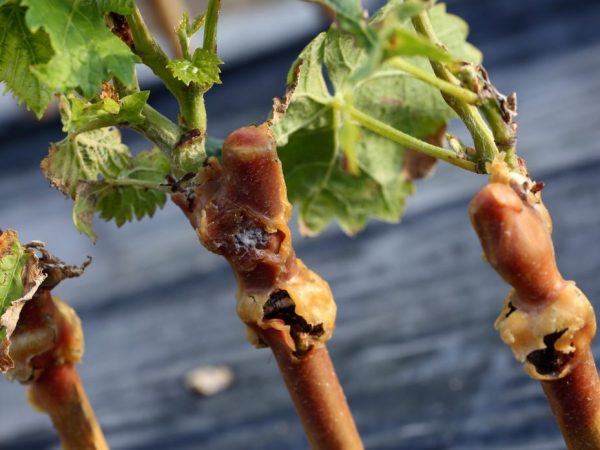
top-left (9, 283), bottom-right (107, 450)
top-left (28, 364), bottom-right (109, 450)
top-left (174, 124), bottom-right (362, 449)
top-left (470, 168), bottom-right (600, 449)
top-left (258, 328), bottom-right (363, 450)
top-left (542, 348), bottom-right (600, 450)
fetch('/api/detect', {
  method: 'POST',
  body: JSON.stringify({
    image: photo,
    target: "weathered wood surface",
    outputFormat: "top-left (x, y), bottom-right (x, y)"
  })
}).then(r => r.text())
top-left (1, 1), bottom-right (600, 448)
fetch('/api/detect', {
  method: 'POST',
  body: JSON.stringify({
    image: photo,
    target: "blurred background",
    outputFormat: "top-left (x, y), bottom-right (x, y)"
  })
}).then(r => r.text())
top-left (1, 0), bottom-right (600, 448)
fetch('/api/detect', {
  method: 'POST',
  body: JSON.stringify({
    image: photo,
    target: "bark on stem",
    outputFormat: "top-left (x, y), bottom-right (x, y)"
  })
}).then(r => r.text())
top-left (258, 328), bottom-right (363, 450)
top-left (9, 288), bottom-right (107, 450)
top-left (173, 123), bottom-right (363, 449)
top-left (470, 160), bottom-right (600, 450)
top-left (29, 364), bottom-right (109, 450)
top-left (542, 348), bottom-right (600, 450)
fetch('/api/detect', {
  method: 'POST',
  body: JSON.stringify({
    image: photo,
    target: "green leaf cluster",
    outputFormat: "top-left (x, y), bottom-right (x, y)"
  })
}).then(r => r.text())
top-left (41, 128), bottom-right (171, 240)
top-left (73, 148), bottom-right (171, 241)
top-left (60, 91), bottom-right (150, 133)
top-left (0, 0), bottom-right (139, 117)
top-left (42, 128), bottom-right (131, 198)
top-left (167, 49), bottom-right (223, 88)
top-left (273, 3), bottom-right (481, 235)
top-left (167, 10), bottom-right (223, 90)
top-left (0, 2), bottom-right (53, 117)
top-left (305, 0), bottom-right (375, 47)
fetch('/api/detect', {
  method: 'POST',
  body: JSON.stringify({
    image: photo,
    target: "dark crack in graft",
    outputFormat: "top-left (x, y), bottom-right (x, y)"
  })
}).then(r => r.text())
top-left (526, 329), bottom-right (574, 377)
top-left (263, 290), bottom-right (325, 357)
top-left (505, 301), bottom-right (517, 318)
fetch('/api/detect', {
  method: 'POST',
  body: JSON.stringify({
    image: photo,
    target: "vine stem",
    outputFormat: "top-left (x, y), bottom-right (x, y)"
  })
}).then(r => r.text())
top-left (471, 181), bottom-right (600, 450)
top-left (387, 57), bottom-right (479, 105)
top-left (29, 364), bottom-right (109, 450)
top-left (126, 5), bottom-right (206, 132)
top-left (103, 178), bottom-right (169, 190)
top-left (411, 12), bottom-right (498, 168)
top-left (12, 289), bottom-right (108, 450)
top-left (69, 103), bottom-right (181, 159)
top-left (542, 348), bottom-right (600, 450)
top-left (173, 125), bottom-right (364, 450)
top-left (258, 328), bottom-right (363, 450)
top-left (348, 105), bottom-right (477, 172)
top-left (127, 5), bottom-right (184, 101)
top-left (131, 104), bottom-right (182, 154)
top-left (203, 0), bottom-right (221, 53)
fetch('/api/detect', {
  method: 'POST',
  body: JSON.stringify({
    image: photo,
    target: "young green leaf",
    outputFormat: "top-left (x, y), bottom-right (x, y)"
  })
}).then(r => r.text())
top-left (427, 4), bottom-right (481, 63)
top-left (306, 0), bottom-right (375, 47)
top-left (72, 186), bottom-right (98, 242)
top-left (176, 11), bottom-right (206, 59)
top-left (41, 128), bottom-right (131, 198)
top-left (273, 4), bottom-right (480, 235)
top-left (0, 230), bottom-right (45, 372)
top-left (167, 48), bottom-right (223, 88)
top-left (0, 2), bottom-right (53, 117)
top-left (21, 0), bottom-right (140, 98)
top-left (281, 123), bottom-right (415, 235)
top-left (384, 28), bottom-right (453, 62)
top-left (176, 11), bottom-right (193, 59)
top-left (73, 148), bottom-right (171, 240)
top-left (369, 0), bottom-right (430, 26)
top-left (60, 91), bottom-right (150, 133)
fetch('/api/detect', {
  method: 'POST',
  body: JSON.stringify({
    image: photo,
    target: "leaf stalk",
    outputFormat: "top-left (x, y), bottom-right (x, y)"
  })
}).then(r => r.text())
top-left (203, 0), bottom-right (221, 53)
top-left (411, 12), bottom-right (498, 169)
top-left (131, 104), bottom-right (182, 155)
top-left (348, 105), bottom-right (477, 172)
top-left (387, 57), bottom-right (479, 105)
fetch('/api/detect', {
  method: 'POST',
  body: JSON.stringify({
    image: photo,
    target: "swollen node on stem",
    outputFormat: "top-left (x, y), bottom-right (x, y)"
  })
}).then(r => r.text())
top-left (470, 160), bottom-right (600, 450)
top-left (171, 124), bottom-right (363, 449)
top-left (0, 234), bottom-right (108, 450)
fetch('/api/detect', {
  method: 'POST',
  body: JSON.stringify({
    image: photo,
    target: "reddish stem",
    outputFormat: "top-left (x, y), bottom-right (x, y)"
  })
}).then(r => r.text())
top-left (470, 179), bottom-right (600, 449)
top-left (175, 124), bottom-right (362, 449)
top-left (9, 289), bottom-right (108, 450)
top-left (542, 348), bottom-right (600, 450)
top-left (28, 364), bottom-right (109, 450)
top-left (259, 328), bottom-right (363, 450)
